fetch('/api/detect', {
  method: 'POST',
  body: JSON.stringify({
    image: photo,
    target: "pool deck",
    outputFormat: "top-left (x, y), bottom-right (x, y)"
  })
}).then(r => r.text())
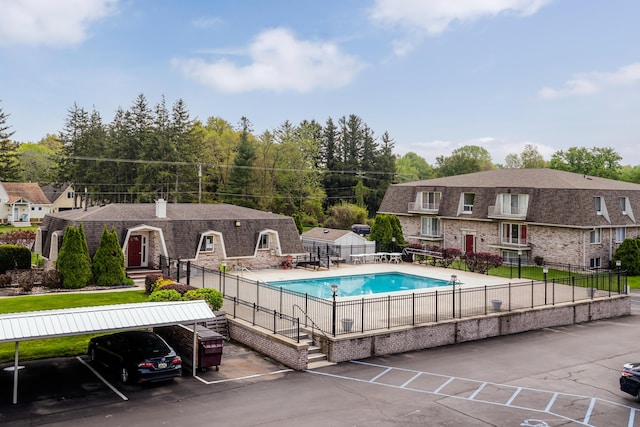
top-left (230, 261), bottom-right (505, 289)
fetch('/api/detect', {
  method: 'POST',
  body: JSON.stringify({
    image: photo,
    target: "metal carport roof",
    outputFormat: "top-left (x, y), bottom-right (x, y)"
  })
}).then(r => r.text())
top-left (0, 300), bottom-right (216, 404)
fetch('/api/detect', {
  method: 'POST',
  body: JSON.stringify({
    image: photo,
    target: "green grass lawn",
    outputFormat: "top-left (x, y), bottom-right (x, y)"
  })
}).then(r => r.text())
top-left (0, 290), bottom-right (148, 363)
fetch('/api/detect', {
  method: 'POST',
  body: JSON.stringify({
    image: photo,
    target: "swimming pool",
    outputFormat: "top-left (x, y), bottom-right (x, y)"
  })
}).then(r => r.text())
top-left (267, 272), bottom-right (451, 298)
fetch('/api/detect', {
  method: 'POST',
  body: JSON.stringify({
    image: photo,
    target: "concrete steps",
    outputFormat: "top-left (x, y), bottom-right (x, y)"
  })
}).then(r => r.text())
top-left (298, 331), bottom-right (335, 370)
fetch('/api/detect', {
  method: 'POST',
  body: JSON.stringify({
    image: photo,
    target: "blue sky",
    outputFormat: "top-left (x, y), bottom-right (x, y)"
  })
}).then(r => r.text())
top-left (1, 0), bottom-right (639, 166)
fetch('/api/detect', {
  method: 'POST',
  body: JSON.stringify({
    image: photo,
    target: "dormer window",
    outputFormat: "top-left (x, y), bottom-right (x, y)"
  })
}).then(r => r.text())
top-left (594, 196), bottom-right (602, 213)
top-left (500, 194), bottom-right (528, 215)
top-left (199, 235), bottom-right (215, 252)
top-left (463, 193), bottom-right (474, 213)
top-left (421, 191), bottom-right (441, 210)
top-left (259, 234), bottom-right (270, 249)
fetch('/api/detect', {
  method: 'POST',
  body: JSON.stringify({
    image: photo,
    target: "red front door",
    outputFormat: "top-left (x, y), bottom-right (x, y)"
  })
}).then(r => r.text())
top-left (128, 235), bottom-right (142, 267)
top-left (464, 234), bottom-right (475, 253)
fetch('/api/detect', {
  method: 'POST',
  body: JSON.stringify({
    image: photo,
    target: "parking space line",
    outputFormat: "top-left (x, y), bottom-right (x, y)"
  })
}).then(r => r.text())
top-left (194, 368), bottom-right (292, 385)
top-left (505, 387), bottom-right (522, 406)
top-left (76, 356), bottom-right (128, 401)
top-left (433, 376), bottom-right (454, 393)
top-left (306, 360), bottom-right (640, 427)
top-left (469, 382), bottom-right (487, 400)
top-left (583, 397), bottom-right (596, 425)
top-left (544, 392), bottom-right (558, 412)
top-left (401, 372), bottom-right (422, 388)
top-left (370, 367), bottom-right (392, 382)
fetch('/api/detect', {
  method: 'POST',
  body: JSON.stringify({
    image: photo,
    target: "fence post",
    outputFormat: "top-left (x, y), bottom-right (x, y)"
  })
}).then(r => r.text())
top-left (531, 280), bottom-right (534, 308)
top-left (508, 282), bottom-right (511, 311)
top-left (361, 298), bottom-right (365, 333)
top-left (412, 293), bottom-right (416, 326)
top-left (176, 259), bottom-right (181, 283)
top-left (387, 295), bottom-right (391, 329)
top-left (186, 261), bottom-right (191, 286)
top-left (484, 285), bottom-right (487, 315)
top-left (273, 310), bottom-right (277, 334)
top-left (435, 290), bottom-right (438, 323)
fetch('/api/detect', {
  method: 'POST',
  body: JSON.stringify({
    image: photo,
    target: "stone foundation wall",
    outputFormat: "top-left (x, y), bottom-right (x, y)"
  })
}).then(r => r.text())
top-left (228, 318), bottom-right (309, 370)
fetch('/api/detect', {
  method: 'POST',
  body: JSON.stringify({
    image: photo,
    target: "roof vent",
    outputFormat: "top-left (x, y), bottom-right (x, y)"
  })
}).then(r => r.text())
top-left (155, 198), bottom-right (167, 218)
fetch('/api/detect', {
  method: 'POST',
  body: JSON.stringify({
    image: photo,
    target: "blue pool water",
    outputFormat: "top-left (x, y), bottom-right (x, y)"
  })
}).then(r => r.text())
top-left (267, 272), bottom-right (450, 298)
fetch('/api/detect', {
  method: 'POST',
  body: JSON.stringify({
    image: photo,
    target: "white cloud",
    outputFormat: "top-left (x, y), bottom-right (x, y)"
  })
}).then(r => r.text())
top-left (172, 27), bottom-right (366, 93)
top-left (0, 0), bottom-right (117, 47)
top-left (369, 0), bottom-right (552, 56)
top-left (538, 62), bottom-right (640, 100)
top-left (192, 16), bottom-right (222, 29)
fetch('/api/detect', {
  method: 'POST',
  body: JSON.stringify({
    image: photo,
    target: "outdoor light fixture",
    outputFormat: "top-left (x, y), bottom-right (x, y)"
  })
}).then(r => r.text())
top-left (235, 221), bottom-right (241, 227)
top-left (616, 260), bottom-right (622, 268)
top-left (543, 267), bottom-right (548, 274)
top-left (331, 284), bottom-right (338, 297)
top-left (450, 274), bottom-right (457, 285)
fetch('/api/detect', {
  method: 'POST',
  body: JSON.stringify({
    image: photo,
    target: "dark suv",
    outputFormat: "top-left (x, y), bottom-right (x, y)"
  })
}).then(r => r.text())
top-left (620, 362), bottom-right (640, 399)
top-left (351, 224), bottom-right (370, 236)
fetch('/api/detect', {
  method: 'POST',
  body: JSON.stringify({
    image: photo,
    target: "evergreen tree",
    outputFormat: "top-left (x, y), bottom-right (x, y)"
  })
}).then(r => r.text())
top-left (0, 100), bottom-right (20, 181)
top-left (370, 214), bottom-right (393, 251)
top-left (56, 225), bottom-right (92, 289)
top-left (93, 226), bottom-right (125, 286)
top-left (224, 117), bottom-right (257, 208)
top-left (613, 238), bottom-right (640, 276)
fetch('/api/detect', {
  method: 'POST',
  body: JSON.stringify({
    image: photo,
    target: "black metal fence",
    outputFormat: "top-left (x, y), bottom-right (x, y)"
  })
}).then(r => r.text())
top-left (158, 255), bottom-right (627, 340)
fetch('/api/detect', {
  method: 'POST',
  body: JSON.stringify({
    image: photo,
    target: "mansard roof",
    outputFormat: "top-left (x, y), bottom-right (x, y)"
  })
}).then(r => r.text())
top-left (378, 169), bottom-right (640, 227)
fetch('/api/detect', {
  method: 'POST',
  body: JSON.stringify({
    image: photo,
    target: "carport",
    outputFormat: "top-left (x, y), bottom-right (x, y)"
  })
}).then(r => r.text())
top-left (0, 300), bottom-right (216, 404)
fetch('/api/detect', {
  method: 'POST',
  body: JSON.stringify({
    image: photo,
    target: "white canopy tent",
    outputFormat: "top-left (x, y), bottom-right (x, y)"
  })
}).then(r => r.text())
top-left (0, 300), bottom-right (216, 404)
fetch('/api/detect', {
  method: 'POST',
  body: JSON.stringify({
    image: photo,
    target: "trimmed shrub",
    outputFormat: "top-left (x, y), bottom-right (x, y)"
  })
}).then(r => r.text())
top-left (614, 237), bottom-right (640, 276)
top-left (56, 225), bottom-right (92, 289)
top-left (144, 273), bottom-right (171, 294)
top-left (0, 274), bottom-right (12, 288)
top-left (159, 282), bottom-right (197, 295)
top-left (148, 289), bottom-right (182, 302)
top-left (41, 270), bottom-right (62, 289)
top-left (183, 288), bottom-right (224, 311)
top-left (92, 226), bottom-right (126, 286)
top-left (18, 272), bottom-right (35, 293)
top-left (0, 244), bottom-right (31, 273)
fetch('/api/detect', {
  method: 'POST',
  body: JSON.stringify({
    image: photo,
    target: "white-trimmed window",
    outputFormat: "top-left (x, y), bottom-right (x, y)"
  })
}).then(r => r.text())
top-left (594, 196), bottom-right (602, 213)
top-left (590, 228), bottom-right (601, 244)
top-left (620, 197), bottom-right (628, 212)
top-left (590, 257), bottom-right (601, 269)
top-left (421, 191), bottom-right (441, 210)
top-left (501, 194), bottom-right (527, 215)
top-left (259, 234), bottom-right (270, 249)
top-left (200, 235), bottom-right (214, 252)
top-left (421, 217), bottom-right (441, 236)
top-left (463, 193), bottom-right (475, 213)
top-left (616, 227), bottom-right (626, 243)
top-left (501, 223), bottom-right (527, 245)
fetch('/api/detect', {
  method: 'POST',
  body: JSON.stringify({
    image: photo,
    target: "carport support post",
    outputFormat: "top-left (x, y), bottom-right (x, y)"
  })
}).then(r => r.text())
top-left (12, 341), bottom-right (19, 404)
top-left (192, 323), bottom-right (197, 377)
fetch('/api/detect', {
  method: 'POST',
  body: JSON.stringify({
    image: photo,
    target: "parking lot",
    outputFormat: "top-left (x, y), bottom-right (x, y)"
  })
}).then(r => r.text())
top-left (3, 299), bottom-right (640, 426)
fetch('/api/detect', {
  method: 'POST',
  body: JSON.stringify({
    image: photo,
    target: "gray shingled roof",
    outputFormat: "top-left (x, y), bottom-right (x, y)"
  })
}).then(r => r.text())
top-left (302, 227), bottom-right (358, 242)
top-left (40, 203), bottom-right (304, 259)
top-left (390, 169), bottom-right (640, 190)
top-left (378, 168), bottom-right (640, 227)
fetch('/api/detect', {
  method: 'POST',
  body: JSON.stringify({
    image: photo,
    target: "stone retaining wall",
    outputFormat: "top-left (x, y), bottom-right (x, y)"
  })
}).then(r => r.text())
top-left (227, 295), bottom-right (630, 370)
top-left (228, 318), bottom-right (309, 370)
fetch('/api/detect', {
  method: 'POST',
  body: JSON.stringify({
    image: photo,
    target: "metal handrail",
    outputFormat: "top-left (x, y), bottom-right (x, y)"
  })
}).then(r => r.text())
top-left (292, 304), bottom-right (330, 342)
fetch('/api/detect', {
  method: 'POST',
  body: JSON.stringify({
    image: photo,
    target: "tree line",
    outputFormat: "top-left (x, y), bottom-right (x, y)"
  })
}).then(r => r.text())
top-left (1, 96), bottom-right (639, 228)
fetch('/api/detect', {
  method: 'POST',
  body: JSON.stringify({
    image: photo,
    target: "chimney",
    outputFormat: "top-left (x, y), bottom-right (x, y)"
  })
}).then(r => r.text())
top-left (155, 198), bottom-right (167, 218)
